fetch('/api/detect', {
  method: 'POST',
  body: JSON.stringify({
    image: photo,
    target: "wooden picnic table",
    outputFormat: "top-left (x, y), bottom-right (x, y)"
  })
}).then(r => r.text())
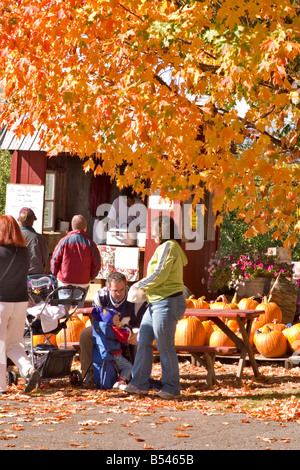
top-left (76, 306), bottom-right (261, 385)
top-left (183, 308), bottom-right (260, 381)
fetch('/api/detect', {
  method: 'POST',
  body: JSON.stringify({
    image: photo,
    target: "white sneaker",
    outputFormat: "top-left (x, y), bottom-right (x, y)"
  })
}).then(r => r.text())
top-left (156, 391), bottom-right (180, 399)
top-left (113, 380), bottom-right (127, 390)
top-left (123, 383), bottom-right (148, 395)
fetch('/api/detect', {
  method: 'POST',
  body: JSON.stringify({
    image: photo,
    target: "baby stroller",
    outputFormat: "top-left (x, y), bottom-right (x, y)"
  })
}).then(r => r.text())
top-left (22, 275), bottom-right (86, 387)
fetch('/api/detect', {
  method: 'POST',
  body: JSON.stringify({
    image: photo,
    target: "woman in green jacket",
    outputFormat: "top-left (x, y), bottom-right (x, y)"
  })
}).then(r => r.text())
top-left (125, 215), bottom-right (188, 399)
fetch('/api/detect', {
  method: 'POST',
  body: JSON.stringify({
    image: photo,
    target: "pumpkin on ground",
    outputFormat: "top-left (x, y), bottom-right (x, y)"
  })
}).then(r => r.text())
top-left (76, 313), bottom-right (92, 326)
top-left (33, 333), bottom-right (57, 347)
top-left (265, 319), bottom-right (286, 332)
top-left (253, 327), bottom-right (288, 358)
top-left (202, 320), bottom-right (215, 345)
top-left (225, 318), bottom-right (240, 332)
top-left (209, 329), bottom-right (235, 348)
top-left (56, 315), bottom-right (86, 347)
top-left (255, 297), bottom-right (282, 325)
top-left (283, 323), bottom-right (300, 352)
top-left (174, 316), bottom-right (206, 346)
top-left (249, 317), bottom-right (266, 347)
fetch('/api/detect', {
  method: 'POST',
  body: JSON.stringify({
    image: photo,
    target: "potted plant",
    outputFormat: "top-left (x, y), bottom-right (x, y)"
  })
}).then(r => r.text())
top-left (205, 249), bottom-right (294, 297)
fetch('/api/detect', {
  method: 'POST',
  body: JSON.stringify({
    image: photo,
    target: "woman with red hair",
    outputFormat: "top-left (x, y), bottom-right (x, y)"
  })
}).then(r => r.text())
top-left (0, 215), bottom-right (40, 394)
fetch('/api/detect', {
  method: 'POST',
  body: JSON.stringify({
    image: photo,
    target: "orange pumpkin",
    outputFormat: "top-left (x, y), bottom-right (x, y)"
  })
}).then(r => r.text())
top-left (202, 320), bottom-right (215, 345)
top-left (255, 297), bottom-right (282, 325)
top-left (265, 319), bottom-right (286, 332)
top-left (185, 298), bottom-right (195, 308)
top-left (210, 295), bottom-right (231, 310)
top-left (191, 296), bottom-right (210, 309)
top-left (238, 297), bottom-right (259, 310)
top-left (175, 317), bottom-right (206, 346)
top-left (33, 333), bottom-right (57, 347)
top-left (253, 327), bottom-right (288, 358)
top-left (226, 319), bottom-right (240, 332)
top-left (249, 317), bottom-right (265, 346)
top-left (283, 323), bottom-right (300, 352)
top-left (76, 313), bottom-right (92, 326)
top-left (228, 293), bottom-right (239, 309)
top-left (56, 315), bottom-right (86, 347)
top-left (209, 329), bottom-right (235, 347)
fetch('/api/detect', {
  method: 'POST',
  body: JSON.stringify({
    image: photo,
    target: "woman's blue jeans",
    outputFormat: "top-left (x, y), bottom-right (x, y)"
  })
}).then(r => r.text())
top-left (130, 294), bottom-right (186, 395)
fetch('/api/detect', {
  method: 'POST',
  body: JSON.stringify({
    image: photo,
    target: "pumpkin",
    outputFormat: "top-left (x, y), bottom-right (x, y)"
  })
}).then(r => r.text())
top-left (228, 293), bottom-right (239, 309)
top-left (209, 329), bottom-right (235, 347)
top-left (174, 317), bottom-right (206, 346)
top-left (253, 327), bottom-right (288, 358)
top-left (76, 313), bottom-right (92, 326)
top-left (249, 317), bottom-right (265, 346)
top-left (283, 323), bottom-right (300, 352)
top-left (33, 333), bottom-right (57, 347)
top-left (226, 319), bottom-right (240, 332)
top-left (210, 295), bottom-right (232, 310)
top-left (56, 315), bottom-right (86, 347)
top-left (255, 297), bottom-right (282, 325)
top-left (186, 296), bottom-right (210, 321)
top-left (265, 319), bottom-right (286, 332)
top-left (191, 296), bottom-right (210, 309)
top-left (185, 298), bottom-right (195, 308)
top-left (238, 297), bottom-right (259, 310)
top-left (202, 320), bottom-right (215, 345)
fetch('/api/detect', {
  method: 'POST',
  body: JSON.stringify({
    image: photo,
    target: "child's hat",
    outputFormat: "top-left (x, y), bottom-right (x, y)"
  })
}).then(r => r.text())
top-left (99, 307), bottom-right (118, 324)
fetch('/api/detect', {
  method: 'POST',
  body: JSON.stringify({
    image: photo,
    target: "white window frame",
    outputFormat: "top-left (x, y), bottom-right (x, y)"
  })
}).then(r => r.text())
top-left (43, 170), bottom-right (56, 231)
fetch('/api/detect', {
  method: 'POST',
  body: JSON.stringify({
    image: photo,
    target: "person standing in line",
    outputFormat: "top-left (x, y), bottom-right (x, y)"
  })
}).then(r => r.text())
top-left (50, 215), bottom-right (101, 306)
top-left (0, 215), bottom-right (40, 394)
top-left (124, 215), bottom-right (188, 399)
top-left (18, 207), bottom-right (49, 275)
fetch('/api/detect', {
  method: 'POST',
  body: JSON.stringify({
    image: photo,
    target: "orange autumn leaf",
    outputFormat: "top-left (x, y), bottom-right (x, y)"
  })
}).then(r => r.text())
top-left (0, 0), bottom-right (299, 246)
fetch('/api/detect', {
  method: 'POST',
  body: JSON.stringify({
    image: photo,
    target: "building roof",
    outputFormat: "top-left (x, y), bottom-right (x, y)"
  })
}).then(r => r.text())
top-left (0, 124), bottom-right (47, 151)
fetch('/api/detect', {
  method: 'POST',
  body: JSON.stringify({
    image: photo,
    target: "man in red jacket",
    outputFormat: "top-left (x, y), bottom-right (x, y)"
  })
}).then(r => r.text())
top-left (50, 215), bottom-right (100, 306)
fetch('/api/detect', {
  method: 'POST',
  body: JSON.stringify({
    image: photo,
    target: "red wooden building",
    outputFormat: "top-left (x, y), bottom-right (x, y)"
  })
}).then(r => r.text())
top-left (0, 126), bottom-right (219, 299)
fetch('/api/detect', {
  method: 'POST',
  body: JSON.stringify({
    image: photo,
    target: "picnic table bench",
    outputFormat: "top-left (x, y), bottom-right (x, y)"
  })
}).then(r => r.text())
top-left (155, 344), bottom-right (236, 386)
top-left (182, 309), bottom-right (261, 383)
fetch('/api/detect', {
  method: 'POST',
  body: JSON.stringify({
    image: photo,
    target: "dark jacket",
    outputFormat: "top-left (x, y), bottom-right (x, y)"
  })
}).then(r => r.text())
top-left (21, 226), bottom-right (49, 274)
top-left (0, 246), bottom-right (29, 302)
top-left (50, 229), bottom-right (100, 285)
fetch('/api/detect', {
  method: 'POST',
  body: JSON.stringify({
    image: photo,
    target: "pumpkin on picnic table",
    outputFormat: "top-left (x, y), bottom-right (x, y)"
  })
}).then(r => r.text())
top-left (253, 326), bottom-right (288, 358)
top-left (174, 316), bottom-right (206, 347)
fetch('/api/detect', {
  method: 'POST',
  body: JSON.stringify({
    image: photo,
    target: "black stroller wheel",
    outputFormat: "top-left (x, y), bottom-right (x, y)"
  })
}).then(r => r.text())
top-left (7, 370), bottom-right (18, 386)
top-left (69, 369), bottom-right (83, 387)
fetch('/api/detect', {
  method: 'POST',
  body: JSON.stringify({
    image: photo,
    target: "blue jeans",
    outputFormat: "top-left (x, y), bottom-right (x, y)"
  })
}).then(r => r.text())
top-left (114, 354), bottom-right (133, 381)
top-left (130, 294), bottom-right (186, 395)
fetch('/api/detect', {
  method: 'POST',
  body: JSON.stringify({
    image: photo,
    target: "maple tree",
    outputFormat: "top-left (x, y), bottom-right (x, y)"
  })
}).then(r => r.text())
top-left (0, 0), bottom-right (299, 246)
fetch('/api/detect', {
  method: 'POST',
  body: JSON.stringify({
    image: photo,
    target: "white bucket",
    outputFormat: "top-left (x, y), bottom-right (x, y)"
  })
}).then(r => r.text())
top-left (59, 221), bottom-right (69, 232)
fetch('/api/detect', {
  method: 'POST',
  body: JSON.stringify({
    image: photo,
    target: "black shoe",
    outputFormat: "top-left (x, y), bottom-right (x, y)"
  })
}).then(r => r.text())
top-left (24, 370), bottom-right (40, 393)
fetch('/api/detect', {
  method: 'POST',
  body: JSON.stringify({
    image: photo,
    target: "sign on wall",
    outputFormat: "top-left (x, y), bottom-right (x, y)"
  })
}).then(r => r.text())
top-left (5, 183), bottom-right (44, 233)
